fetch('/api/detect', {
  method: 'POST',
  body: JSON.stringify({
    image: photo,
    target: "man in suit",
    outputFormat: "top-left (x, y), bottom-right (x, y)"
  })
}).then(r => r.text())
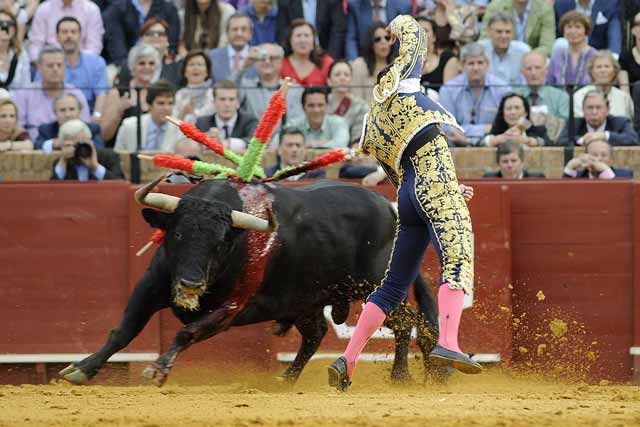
top-left (51, 119), bottom-right (124, 181)
top-left (345, 0), bottom-right (412, 60)
top-left (558, 91), bottom-right (639, 146)
top-left (483, 140), bottom-right (546, 178)
top-left (208, 12), bottom-right (258, 83)
top-left (276, 0), bottom-right (347, 60)
top-left (195, 80), bottom-right (258, 154)
top-left (554, 0), bottom-right (622, 55)
top-left (563, 139), bottom-right (634, 179)
top-left (36, 92), bottom-right (103, 151)
top-left (480, 0), bottom-right (556, 57)
top-left (265, 126), bottom-right (326, 180)
top-left (114, 80), bottom-right (181, 152)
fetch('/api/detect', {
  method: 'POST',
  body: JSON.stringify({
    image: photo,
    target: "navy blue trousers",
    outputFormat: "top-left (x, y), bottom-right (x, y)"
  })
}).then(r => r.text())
top-left (368, 125), bottom-right (474, 315)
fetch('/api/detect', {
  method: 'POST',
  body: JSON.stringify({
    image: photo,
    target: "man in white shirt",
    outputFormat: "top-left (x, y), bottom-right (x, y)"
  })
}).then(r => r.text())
top-left (478, 12), bottom-right (530, 85)
top-left (114, 80), bottom-right (181, 152)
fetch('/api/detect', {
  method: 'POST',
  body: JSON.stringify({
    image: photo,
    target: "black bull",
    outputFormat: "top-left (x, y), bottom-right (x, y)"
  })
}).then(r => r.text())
top-left (59, 178), bottom-right (441, 386)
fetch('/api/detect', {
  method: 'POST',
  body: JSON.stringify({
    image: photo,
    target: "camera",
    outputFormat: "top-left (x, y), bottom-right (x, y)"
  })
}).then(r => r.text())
top-left (73, 142), bottom-right (93, 161)
top-left (0, 20), bottom-right (15, 34)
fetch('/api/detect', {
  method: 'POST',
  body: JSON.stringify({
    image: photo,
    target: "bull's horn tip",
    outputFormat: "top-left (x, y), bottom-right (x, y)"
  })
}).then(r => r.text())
top-left (165, 116), bottom-right (181, 126)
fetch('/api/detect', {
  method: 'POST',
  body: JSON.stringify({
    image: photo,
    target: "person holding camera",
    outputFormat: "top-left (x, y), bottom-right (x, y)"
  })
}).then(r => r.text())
top-left (51, 119), bottom-right (124, 181)
top-left (36, 92), bottom-right (104, 152)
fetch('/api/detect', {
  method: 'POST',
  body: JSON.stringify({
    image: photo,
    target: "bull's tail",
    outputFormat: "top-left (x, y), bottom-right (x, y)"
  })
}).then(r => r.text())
top-left (412, 273), bottom-right (439, 350)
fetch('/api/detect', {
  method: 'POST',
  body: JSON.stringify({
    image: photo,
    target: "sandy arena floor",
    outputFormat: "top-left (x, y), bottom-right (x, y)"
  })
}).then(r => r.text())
top-left (1, 362), bottom-right (639, 427)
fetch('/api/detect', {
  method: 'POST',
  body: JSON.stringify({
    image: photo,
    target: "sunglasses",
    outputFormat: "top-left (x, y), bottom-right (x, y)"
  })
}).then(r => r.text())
top-left (144, 30), bottom-right (167, 38)
top-left (374, 34), bottom-right (391, 43)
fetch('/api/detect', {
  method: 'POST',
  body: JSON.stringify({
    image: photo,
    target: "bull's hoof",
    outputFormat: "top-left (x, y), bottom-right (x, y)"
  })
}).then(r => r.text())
top-left (275, 373), bottom-right (297, 385)
top-left (59, 364), bottom-right (89, 385)
top-left (142, 364), bottom-right (168, 387)
top-left (390, 369), bottom-right (412, 384)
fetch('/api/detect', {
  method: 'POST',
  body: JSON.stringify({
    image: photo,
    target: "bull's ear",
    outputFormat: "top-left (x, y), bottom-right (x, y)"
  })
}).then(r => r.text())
top-left (142, 208), bottom-right (172, 230)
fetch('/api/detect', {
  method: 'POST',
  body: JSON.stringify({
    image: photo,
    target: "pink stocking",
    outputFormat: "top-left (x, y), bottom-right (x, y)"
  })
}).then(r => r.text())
top-left (342, 302), bottom-right (386, 378)
top-left (437, 284), bottom-right (465, 353)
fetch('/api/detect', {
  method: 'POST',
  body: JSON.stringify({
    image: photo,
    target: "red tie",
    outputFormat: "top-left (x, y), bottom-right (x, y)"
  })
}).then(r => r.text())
top-left (232, 53), bottom-right (241, 73)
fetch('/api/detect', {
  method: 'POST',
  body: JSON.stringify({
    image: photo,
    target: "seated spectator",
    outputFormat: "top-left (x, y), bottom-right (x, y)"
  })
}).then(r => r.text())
top-left (208, 12), bottom-right (258, 82)
top-left (0, 9), bottom-right (30, 90)
top-left (195, 80), bottom-right (258, 153)
top-left (28, 0), bottom-right (104, 60)
top-left (558, 91), bottom-right (638, 146)
top-left (546, 11), bottom-right (595, 87)
top-left (481, 0), bottom-right (555, 57)
top-left (439, 42), bottom-right (512, 146)
top-left (417, 16), bottom-right (460, 90)
top-left (51, 119), bottom-right (124, 181)
top-left (245, 0), bottom-right (277, 46)
top-left (483, 141), bottom-right (545, 178)
top-left (345, 0), bottom-right (412, 60)
top-left (0, 0), bottom-right (36, 45)
top-left (555, 0), bottom-right (621, 56)
top-left (265, 126), bottom-right (326, 180)
top-left (36, 92), bottom-right (103, 151)
top-left (0, 98), bottom-right (32, 152)
top-left (279, 19), bottom-right (333, 86)
top-left (573, 50), bottom-right (634, 119)
top-left (115, 80), bottom-right (181, 152)
top-left (518, 51), bottom-right (569, 142)
top-left (101, 0), bottom-right (180, 66)
top-left (350, 22), bottom-right (395, 102)
top-left (174, 137), bottom-right (203, 158)
top-left (420, 0), bottom-right (481, 52)
top-left (116, 18), bottom-right (182, 88)
top-left (289, 86), bottom-right (349, 149)
top-left (327, 60), bottom-right (368, 144)
top-left (563, 139), bottom-right (633, 179)
top-left (173, 50), bottom-right (214, 123)
top-left (619, 12), bottom-right (640, 91)
top-left (180, 0), bottom-right (235, 54)
top-left (482, 93), bottom-right (551, 147)
top-left (237, 43), bottom-right (303, 132)
top-left (277, 0), bottom-right (346, 60)
top-left (478, 12), bottom-right (530, 85)
top-left (13, 46), bottom-right (91, 141)
top-left (55, 16), bottom-right (108, 116)
top-left (101, 44), bottom-right (161, 144)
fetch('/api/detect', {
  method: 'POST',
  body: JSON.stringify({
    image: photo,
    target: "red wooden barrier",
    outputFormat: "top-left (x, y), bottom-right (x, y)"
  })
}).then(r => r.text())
top-left (0, 180), bottom-right (637, 383)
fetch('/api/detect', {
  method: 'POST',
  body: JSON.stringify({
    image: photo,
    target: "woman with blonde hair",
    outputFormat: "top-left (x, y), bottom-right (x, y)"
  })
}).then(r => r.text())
top-left (572, 50), bottom-right (634, 119)
top-left (0, 9), bottom-right (30, 90)
top-left (0, 98), bottom-right (32, 151)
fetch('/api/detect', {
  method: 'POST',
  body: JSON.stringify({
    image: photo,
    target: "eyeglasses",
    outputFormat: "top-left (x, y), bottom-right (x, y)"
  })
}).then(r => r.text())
top-left (373, 35), bottom-right (391, 43)
top-left (144, 30), bottom-right (167, 38)
top-left (258, 55), bottom-right (283, 62)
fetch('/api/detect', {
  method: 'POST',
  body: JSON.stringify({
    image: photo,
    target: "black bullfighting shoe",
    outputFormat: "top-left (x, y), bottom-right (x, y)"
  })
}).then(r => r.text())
top-left (429, 345), bottom-right (483, 374)
top-left (328, 356), bottom-right (351, 392)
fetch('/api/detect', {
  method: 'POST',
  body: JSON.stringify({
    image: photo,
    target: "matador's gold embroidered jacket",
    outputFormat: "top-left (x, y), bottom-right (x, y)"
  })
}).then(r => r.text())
top-left (359, 15), bottom-right (463, 179)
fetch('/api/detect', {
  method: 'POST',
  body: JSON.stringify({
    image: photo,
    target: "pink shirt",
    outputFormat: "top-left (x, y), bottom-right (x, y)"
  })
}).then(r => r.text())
top-left (28, 0), bottom-right (104, 60)
top-left (279, 55), bottom-right (333, 86)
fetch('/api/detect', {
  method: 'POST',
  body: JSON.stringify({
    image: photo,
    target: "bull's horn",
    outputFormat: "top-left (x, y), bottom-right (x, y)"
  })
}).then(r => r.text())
top-left (231, 208), bottom-right (278, 232)
top-left (135, 174), bottom-right (181, 212)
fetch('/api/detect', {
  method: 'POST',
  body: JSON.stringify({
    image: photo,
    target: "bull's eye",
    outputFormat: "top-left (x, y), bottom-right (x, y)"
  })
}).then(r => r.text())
top-left (174, 231), bottom-right (183, 241)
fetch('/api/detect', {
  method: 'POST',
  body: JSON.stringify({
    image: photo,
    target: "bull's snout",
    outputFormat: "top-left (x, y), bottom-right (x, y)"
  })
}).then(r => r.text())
top-left (179, 278), bottom-right (202, 289)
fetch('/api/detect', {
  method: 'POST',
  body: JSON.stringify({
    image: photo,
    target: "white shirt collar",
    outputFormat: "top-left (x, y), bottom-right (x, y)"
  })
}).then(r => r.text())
top-left (215, 113), bottom-right (238, 132)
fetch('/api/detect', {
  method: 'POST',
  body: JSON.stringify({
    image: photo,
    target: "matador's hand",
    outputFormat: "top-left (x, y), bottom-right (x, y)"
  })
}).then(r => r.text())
top-left (459, 184), bottom-right (474, 203)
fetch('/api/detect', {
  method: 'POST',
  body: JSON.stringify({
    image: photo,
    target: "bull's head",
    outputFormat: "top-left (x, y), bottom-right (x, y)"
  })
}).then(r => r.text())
top-left (136, 175), bottom-right (277, 311)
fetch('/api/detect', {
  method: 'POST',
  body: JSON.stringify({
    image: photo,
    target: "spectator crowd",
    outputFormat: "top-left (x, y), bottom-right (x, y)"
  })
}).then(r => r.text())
top-left (0, 0), bottom-right (639, 182)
